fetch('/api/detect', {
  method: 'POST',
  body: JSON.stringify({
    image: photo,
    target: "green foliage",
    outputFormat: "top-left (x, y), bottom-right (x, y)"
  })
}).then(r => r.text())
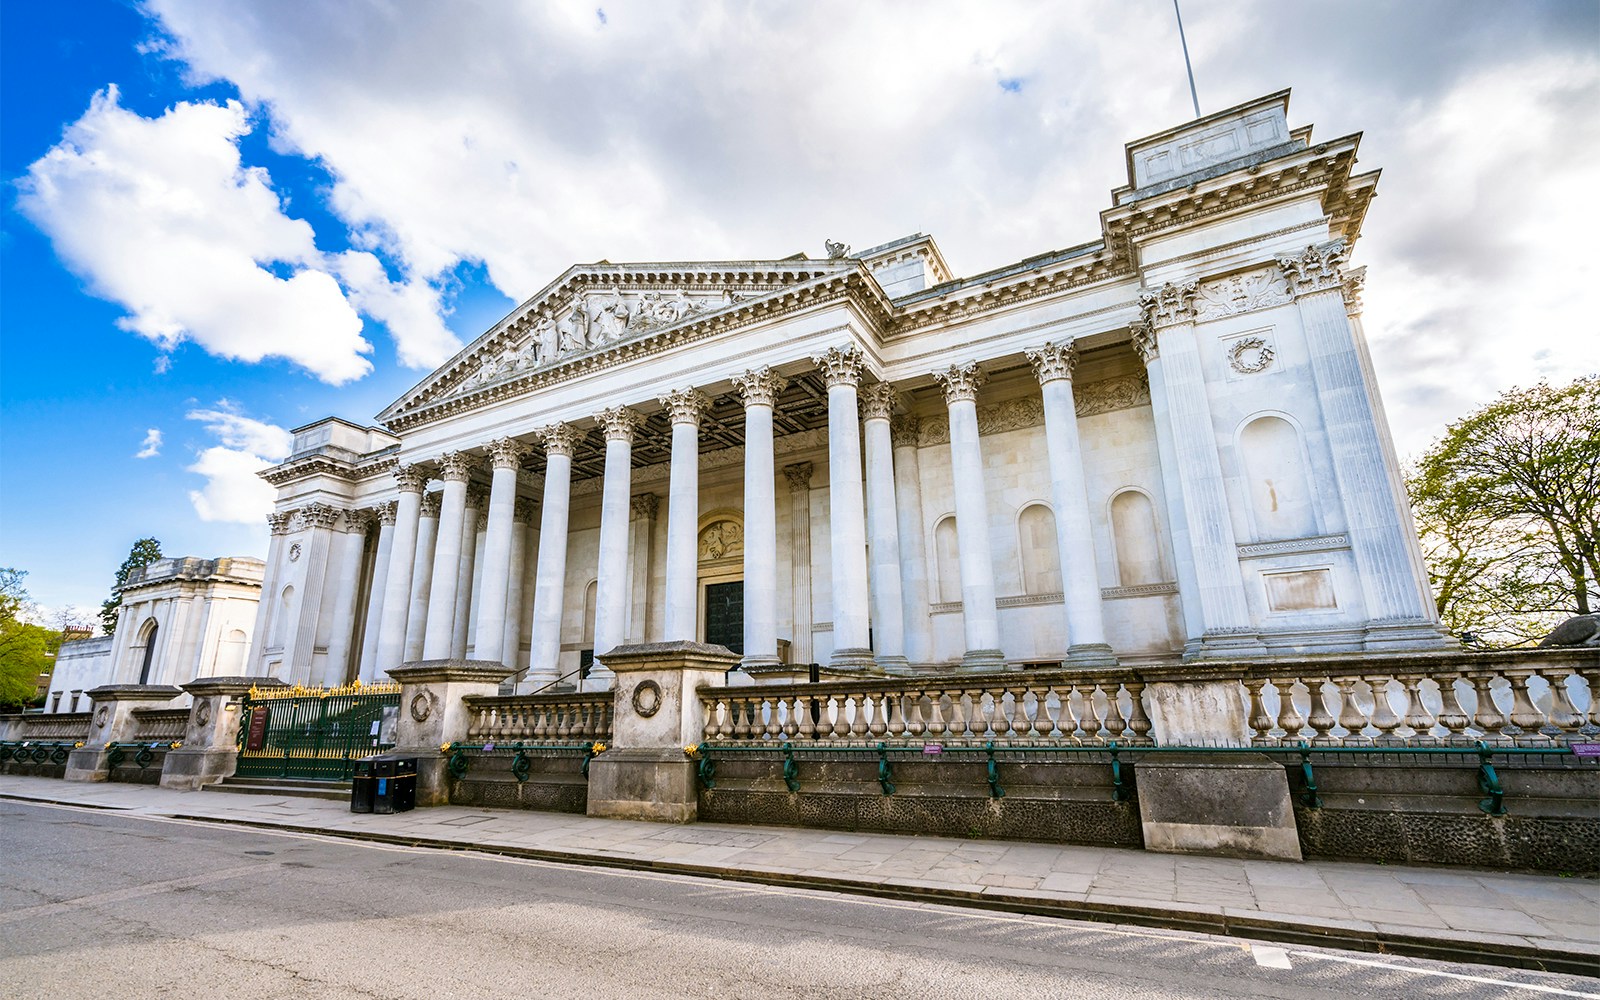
top-left (0, 569), bottom-right (55, 710)
top-left (100, 537), bottom-right (162, 636)
top-left (1409, 376), bottom-right (1600, 647)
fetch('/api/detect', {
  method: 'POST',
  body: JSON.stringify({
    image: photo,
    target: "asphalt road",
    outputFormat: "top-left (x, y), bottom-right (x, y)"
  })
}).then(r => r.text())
top-left (1, 800), bottom-right (1595, 1000)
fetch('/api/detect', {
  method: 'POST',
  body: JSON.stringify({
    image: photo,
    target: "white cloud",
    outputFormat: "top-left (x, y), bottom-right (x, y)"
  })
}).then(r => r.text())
top-left (135, 428), bottom-right (163, 459)
top-left (184, 404), bottom-right (291, 523)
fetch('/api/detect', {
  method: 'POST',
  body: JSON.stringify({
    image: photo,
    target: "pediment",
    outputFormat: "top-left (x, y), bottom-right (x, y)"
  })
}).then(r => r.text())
top-left (378, 258), bottom-right (858, 425)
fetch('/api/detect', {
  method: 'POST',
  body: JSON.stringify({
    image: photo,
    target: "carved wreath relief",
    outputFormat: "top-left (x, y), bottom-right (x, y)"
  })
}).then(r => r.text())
top-left (631, 679), bottom-right (663, 718)
top-left (1227, 336), bottom-right (1276, 375)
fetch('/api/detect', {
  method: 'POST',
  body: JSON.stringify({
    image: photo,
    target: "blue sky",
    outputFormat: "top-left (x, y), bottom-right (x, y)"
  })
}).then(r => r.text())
top-left (2, 1), bottom-right (1596, 618)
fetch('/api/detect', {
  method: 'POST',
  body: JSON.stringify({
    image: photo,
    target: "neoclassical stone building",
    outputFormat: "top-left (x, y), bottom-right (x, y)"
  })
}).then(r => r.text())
top-left (253, 90), bottom-right (1447, 690)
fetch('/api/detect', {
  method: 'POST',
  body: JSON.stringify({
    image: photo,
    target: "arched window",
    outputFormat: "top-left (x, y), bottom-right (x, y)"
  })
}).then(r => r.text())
top-left (216, 628), bottom-right (248, 674)
top-left (137, 619), bottom-right (160, 685)
top-left (1018, 503), bottom-right (1062, 595)
top-left (1240, 415), bottom-right (1317, 539)
top-left (934, 516), bottom-right (961, 603)
top-left (1110, 490), bottom-right (1165, 587)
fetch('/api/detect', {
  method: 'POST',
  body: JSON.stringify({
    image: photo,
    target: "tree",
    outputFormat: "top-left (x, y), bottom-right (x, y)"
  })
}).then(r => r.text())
top-left (1, 569), bottom-right (55, 710)
top-left (1409, 376), bottom-right (1600, 646)
top-left (101, 537), bottom-right (162, 636)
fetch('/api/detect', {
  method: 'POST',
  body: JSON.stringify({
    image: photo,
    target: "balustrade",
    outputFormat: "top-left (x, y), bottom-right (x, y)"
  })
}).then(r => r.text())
top-left (462, 693), bottom-right (613, 743)
top-left (10, 713), bottom-right (93, 742)
top-left (130, 708), bottom-right (190, 742)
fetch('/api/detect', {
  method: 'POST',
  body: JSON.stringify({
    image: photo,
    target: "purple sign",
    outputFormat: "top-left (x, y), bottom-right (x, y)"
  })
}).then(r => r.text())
top-left (1570, 743), bottom-right (1600, 757)
top-left (923, 744), bottom-right (943, 754)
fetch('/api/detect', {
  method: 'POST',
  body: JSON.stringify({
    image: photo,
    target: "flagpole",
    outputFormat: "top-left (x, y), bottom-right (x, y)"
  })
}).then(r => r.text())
top-left (1173, 0), bottom-right (1201, 119)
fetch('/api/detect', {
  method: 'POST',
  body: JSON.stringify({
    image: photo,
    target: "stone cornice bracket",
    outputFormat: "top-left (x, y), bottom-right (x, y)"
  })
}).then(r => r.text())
top-left (487, 436), bottom-right (528, 470)
top-left (377, 500), bottom-right (399, 526)
top-left (537, 422), bottom-right (580, 458)
top-left (1137, 279), bottom-right (1199, 330)
top-left (783, 461), bottom-right (814, 492)
top-left (1025, 341), bottom-right (1078, 385)
top-left (420, 492), bottom-right (442, 518)
top-left (1276, 239), bottom-right (1349, 297)
top-left (811, 344), bottom-right (866, 388)
top-left (1130, 320), bottom-right (1160, 365)
top-left (267, 511), bottom-right (294, 535)
top-left (1341, 265), bottom-right (1366, 316)
top-left (464, 484), bottom-right (490, 510)
top-left (437, 450), bottom-right (473, 483)
top-left (890, 414), bottom-right (920, 448)
top-left (513, 496), bottom-right (538, 522)
top-left (931, 361), bottom-right (988, 405)
top-left (658, 387), bottom-right (710, 426)
top-left (858, 382), bottom-right (899, 421)
top-left (343, 508), bottom-right (376, 534)
top-left (731, 366), bottom-right (789, 408)
top-left (594, 405), bottom-right (642, 443)
top-left (393, 463), bottom-right (429, 494)
top-left (630, 492), bottom-right (660, 519)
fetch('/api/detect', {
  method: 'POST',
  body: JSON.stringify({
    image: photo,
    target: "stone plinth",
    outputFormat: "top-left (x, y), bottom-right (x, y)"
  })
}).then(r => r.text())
top-left (587, 641), bottom-right (739, 823)
top-left (388, 659), bottom-right (514, 806)
top-left (160, 675), bottom-right (286, 790)
top-left (1144, 681), bottom-right (1249, 745)
top-left (65, 684), bottom-right (183, 782)
top-left (1134, 753), bottom-right (1302, 861)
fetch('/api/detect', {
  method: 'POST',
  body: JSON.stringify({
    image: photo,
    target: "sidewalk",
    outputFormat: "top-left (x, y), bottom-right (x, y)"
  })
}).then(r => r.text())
top-left (2, 774), bottom-right (1595, 976)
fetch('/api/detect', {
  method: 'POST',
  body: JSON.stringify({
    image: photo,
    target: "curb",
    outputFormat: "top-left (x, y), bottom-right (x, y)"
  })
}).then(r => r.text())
top-left (7, 792), bottom-right (1597, 979)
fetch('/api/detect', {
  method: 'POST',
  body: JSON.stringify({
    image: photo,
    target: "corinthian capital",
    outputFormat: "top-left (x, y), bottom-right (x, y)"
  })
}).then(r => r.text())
top-left (1024, 341), bottom-right (1077, 385)
top-left (658, 387), bottom-right (710, 426)
top-left (1137, 280), bottom-right (1199, 329)
top-left (419, 492), bottom-right (442, 519)
top-left (376, 500), bottom-right (398, 526)
top-left (858, 382), bottom-right (899, 421)
top-left (1275, 239), bottom-right (1348, 296)
top-left (487, 436), bottom-right (528, 470)
top-left (932, 361), bottom-right (987, 406)
top-left (537, 423), bottom-right (579, 458)
top-left (1130, 320), bottom-right (1159, 365)
top-left (513, 496), bottom-right (537, 523)
top-left (783, 462), bottom-right (813, 493)
top-left (437, 450), bottom-right (473, 482)
top-left (890, 415), bottom-right (920, 448)
top-left (593, 405), bottom-right (642, 443)
top-left (267, 511), bottom-right (294, 535)
top-left (300, 502), bottom-right (341, 529)
top-left (343, 508), bottom-right (376, 534)
top-left (630, 492), bottom-right (660, 520)
top-left (811, 345), bottom-right (866, 388)
top-left (1341, 265), bottom-right (1366, 316)
top-left (732, 366), bottom-right (788, 408)
top-left (393, 463), bottom-right (428, 493)
top-left (464, 484), bottom-right (489, 511)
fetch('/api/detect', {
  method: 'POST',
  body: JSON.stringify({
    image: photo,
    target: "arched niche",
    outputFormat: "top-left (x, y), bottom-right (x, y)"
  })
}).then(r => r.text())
top-left (1109, 489), bottom-right (1166, 587)
top-left (1238, 414), bottom-right (1318, 539)
top-left (1017, 502), bottom-right (1062, 595)
top-left (933, 515), bottom-right (961, 603)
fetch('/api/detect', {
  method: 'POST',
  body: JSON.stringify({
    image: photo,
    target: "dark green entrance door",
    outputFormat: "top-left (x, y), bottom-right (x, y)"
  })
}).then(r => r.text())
top-left (704, 581), bottom-right (744, 654)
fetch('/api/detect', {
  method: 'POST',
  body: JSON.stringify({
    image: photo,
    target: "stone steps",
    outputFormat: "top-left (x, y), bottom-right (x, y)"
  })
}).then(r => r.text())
top-left (205, 776), bottom-right (353, 801)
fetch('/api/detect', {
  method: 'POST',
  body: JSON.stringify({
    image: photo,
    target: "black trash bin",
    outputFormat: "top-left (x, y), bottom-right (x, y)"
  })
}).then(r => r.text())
top-left (350, 756), bottom-right (378, 813)
top-left (372, 755), bottom-right (418, 814)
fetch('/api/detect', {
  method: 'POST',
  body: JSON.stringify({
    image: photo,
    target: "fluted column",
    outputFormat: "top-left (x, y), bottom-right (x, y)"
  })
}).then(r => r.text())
top-left (403, 491), bottom-right (441, 661)
top-left (660, 387), bottom-right (709, 641)
top-left (450, 485), bottom-right (487, 659)
top-left (322, 508), bottom-right (374, 685)
top-left (473, 437), bottom-right (527, 664)
top-left (528, 425), bottom-right (577, 688)
top-left (358, 502), bottom-right (396, 681)
top-left (1132, 324), bottom-right (1204, 650)
top-left (592, 406), bottom-right (641, 681)
top-left (1025, 342), bottom-right (1117, 667)
top-left (1277, 243), bottom-right (1442, 649)
top-left (860, 383), bottom-right (908, 672)
top-left (627, 494), bottom-right (658, 643)
top-left (375, 465), bottom-right (427, 671)
top-left (422, 453), bottom-right (472, 659)
top-left (500, 496), bottom-right (535, 672)
top-left (933, 362), bottom-right (1005, 671)
top-left (812, 346), bottom-right (874, 671)
top-left (1138, 281), bottom-right (1264, 656)
top-left (246, 511), bottom-right (292, 673)
top-left (784, 462), bottom-right (814, 666)
top-left (733, 367), bottom-right (788, 670)
top-left (891, 417), bottom-right (934, 665)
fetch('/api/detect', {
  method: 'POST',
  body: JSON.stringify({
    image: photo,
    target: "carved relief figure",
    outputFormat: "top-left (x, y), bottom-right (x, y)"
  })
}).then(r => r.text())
top-left (699, 520), bottom-right (744, 561)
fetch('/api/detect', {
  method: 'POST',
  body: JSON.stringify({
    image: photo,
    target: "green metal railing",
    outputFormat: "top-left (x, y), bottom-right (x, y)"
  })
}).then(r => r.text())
top-left (0, 740), bottom-right (79, 765)
top-left (106, 741), bottom-right (180, 771)
top-left (441, 741), bottom-right (604, 781)
top-left (236, 682), bottom-right (401, 781)
top-left (690, 740), bottom-right (1584, 817)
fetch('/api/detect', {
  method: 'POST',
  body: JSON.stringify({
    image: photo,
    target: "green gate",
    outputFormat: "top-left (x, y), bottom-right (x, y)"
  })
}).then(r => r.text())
top-left (236, 681), bottom-right (401, 780)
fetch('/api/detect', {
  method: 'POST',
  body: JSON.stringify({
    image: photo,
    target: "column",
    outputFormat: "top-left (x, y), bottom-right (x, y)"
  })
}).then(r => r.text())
top-left (466, 512), bottom-right (488, 655)
top-left (733, 367), bottom-right (788, 670)
top-left (245, 511), bottom-right (292, 673)
top-left (322, 508), bottom-right (373, 685)
top-left (450, 485), bottom-right (487, 659)
top-left (501, 496), bottom-right (536, 672)
top-left (1025, 342), bottom-right (1118, 667)
top-left (1277, 242), bottom-right (1441, 647)
top-left (289, 503), bottom-right (340, 682)
top-left (932, 362), bottom-right (1005, 671)
top-left (783, 462), bottom-right (814, 666)
top-left (402, 490), bottom-right (441, 661)
top-left (375, 466), bottom-right (427, 672)
top-left (1137, 281), bottom-right (1264, 656)
top-left (528, 424), bottom-right (577, 688)
top-left (660, 387), bottom-right (709, 641)
top-left (859, 382), bottom-right (908, 672)
top-left (891, 417), bottom-right (934, 666)
top-left (811, 346), bottom-right (874, 671)
top-left (627, 494), bottom-right (658, 643)
top-left (474, 437), bottom-right (527, 663)
top-left (358, 502), bottom-right (396, 682)
top-left (422, 452), bottom-right (473, 659)
top-left (592, 406), bottom-right (641, 681)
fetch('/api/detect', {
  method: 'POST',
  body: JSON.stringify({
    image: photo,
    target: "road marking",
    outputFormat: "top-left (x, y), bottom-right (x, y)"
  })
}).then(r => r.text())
top-left (1290, 951), bottom-right (1600, 998)
top-left (0, 863), bottom-right (272, 923)
top-left (1251, 945), bottom-right (1292, 969)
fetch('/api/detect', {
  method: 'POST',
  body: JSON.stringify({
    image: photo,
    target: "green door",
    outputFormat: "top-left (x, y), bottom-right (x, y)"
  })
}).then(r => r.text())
top-left (703, 581), bottom-right (744, 654)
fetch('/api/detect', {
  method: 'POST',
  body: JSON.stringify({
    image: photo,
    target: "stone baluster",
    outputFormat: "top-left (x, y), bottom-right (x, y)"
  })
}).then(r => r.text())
top-left (1244, 678), bottom-right (1273, 745)
top-left (1010, 685), bottom-right (1031, 738)
top-left (1502, 667), bottom-right (1548, 743)
top-left (1469, 672), bottom-right (1507, 741)
top-left (1305, 678), bottom-right (1338, 745)
top-left (1401, 674), bottom-right (1436, 743)
top-left (1101, 682), bottom-right (1128, 741)
top-left (1335, 676), bottom-right (1369, 742)
top-left (903, 694), bottom-right (926, 738)
top-left (1543, 668), bottom-right (1585, 738)
top-left (1273, 678), bottom-right (1306, 742)
top-left (1066, 685), bottom-right (1089, 741)
top-left (868, 696), bottom-right (890, 738)
top-left (1434, 674), bottom-right (1472, 743)
top-left (1125, 681), bottom-right (1154, 745)
top-left (1366, 675), bottom-right (1404, 744)
top-left (926, 690), bottom-right (948, 738)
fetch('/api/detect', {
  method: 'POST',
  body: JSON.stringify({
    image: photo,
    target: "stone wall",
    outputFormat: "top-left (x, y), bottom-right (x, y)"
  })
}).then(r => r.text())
top-left (445, 750), bottom-right (590, 813)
